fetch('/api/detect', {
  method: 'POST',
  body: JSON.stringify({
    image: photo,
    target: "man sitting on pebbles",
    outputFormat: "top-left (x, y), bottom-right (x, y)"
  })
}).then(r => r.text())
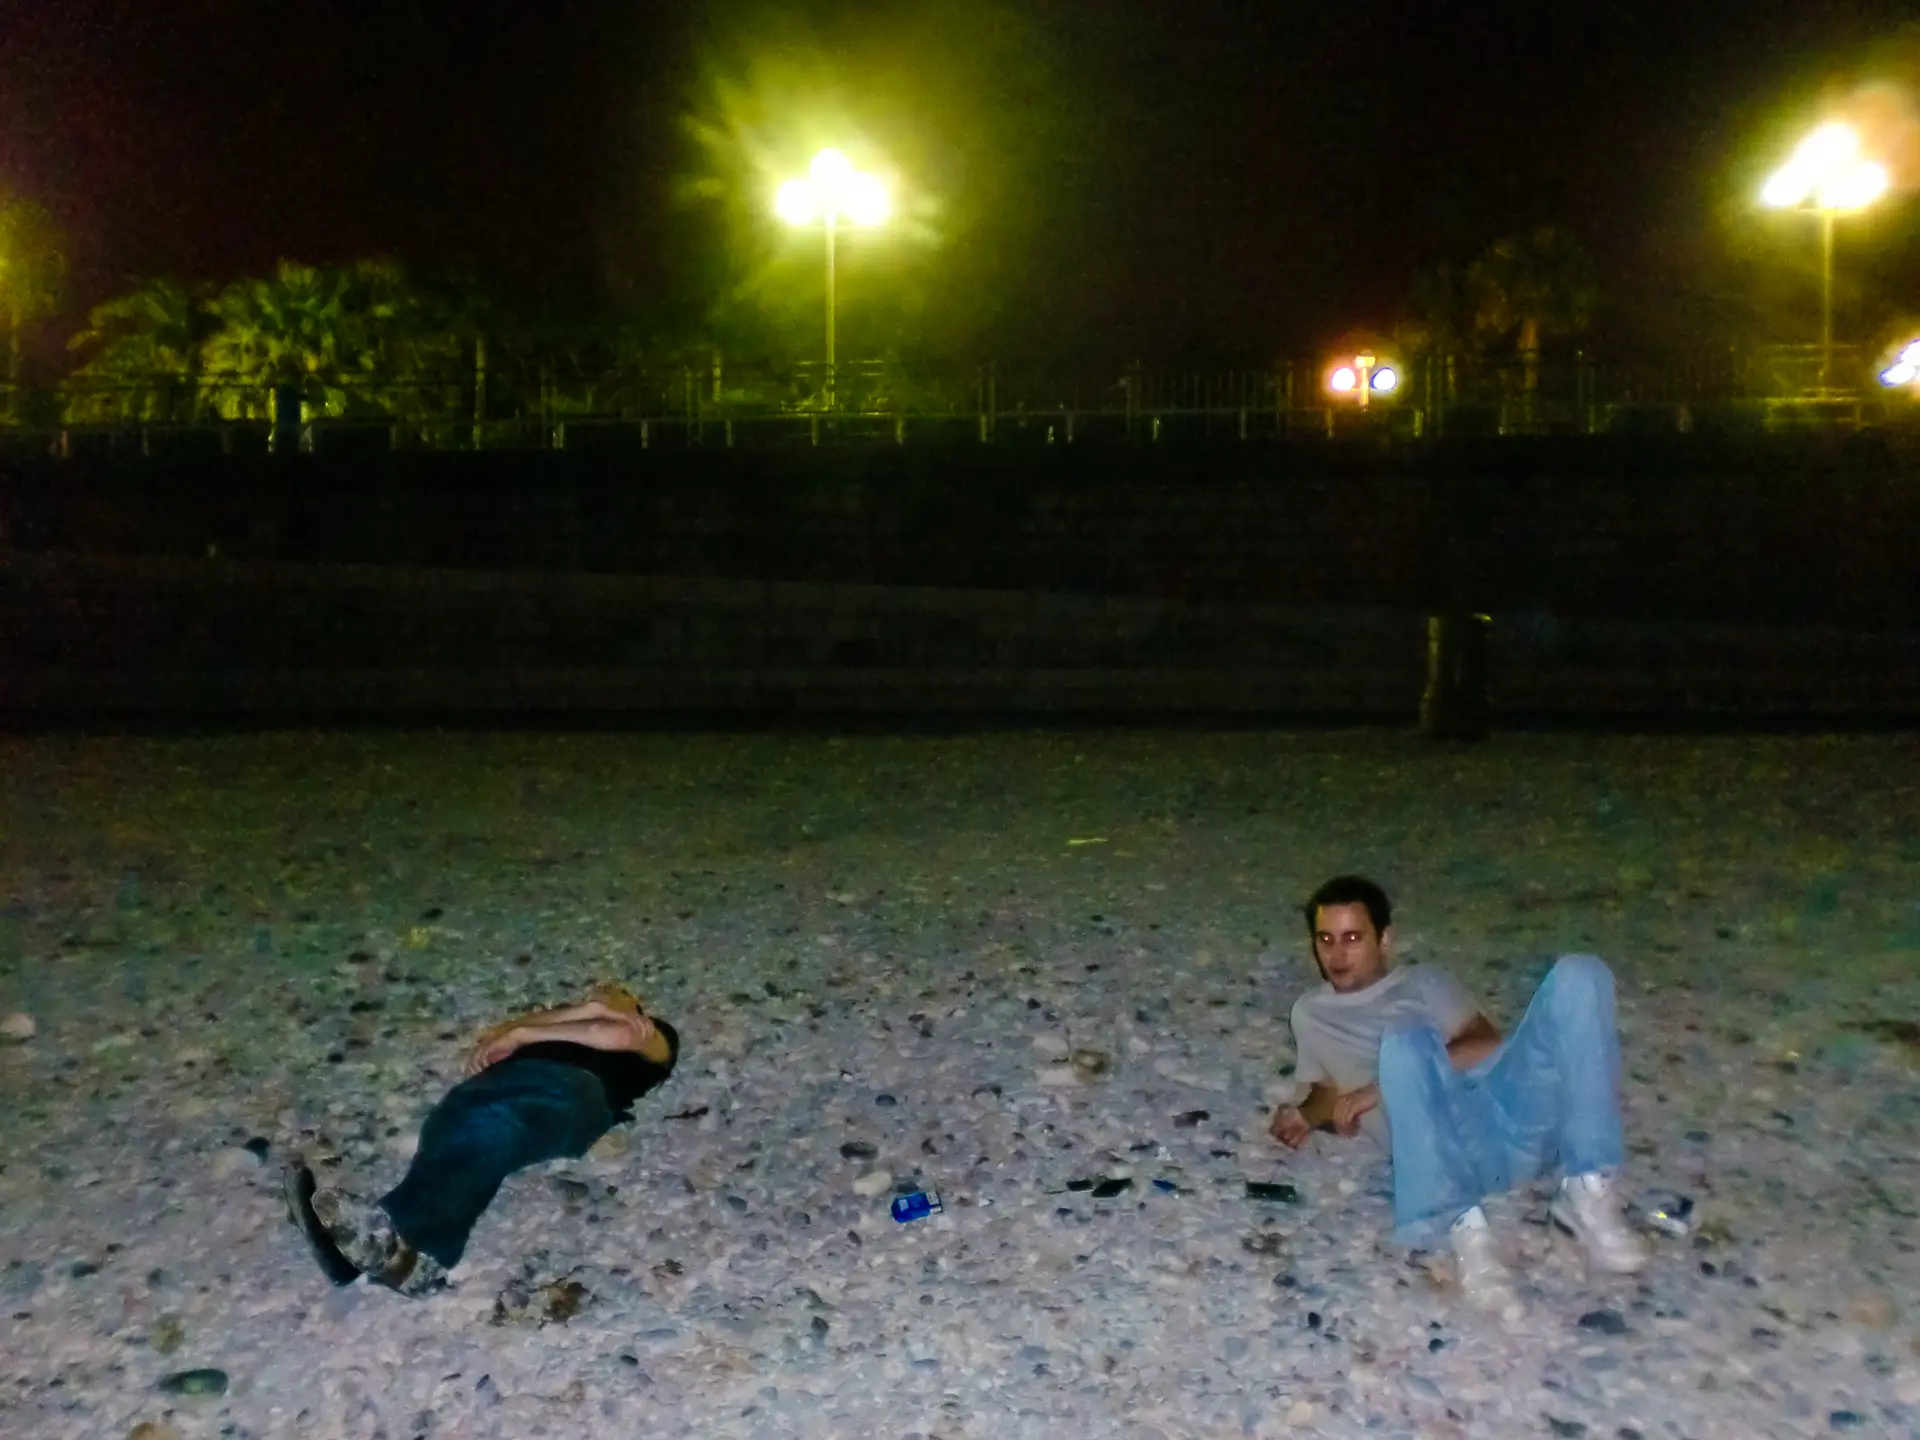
top-left (286, 983), bottom-right (678, 1297)
top-left (1268, 876), bottom-right (1646, 1312)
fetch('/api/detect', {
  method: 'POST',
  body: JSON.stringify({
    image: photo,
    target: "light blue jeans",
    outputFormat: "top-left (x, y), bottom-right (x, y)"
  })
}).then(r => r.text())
top-left (1377, 954), bottom-right (1625, 1247)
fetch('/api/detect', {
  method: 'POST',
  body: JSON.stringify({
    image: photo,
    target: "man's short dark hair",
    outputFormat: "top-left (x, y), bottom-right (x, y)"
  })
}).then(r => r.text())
top-left (1303, 876), bottom-right (1392, 938)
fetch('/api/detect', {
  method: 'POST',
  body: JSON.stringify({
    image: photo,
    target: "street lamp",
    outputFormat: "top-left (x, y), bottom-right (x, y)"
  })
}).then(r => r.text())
top-left (1879, 338), bottom-right (1920, 391)
top-left (1761, 122), bottom-right (1890, 392)
top-left (775, 148), bottom-right (891, 409)
top-left (1327, 353), bottom-right (1399, 409)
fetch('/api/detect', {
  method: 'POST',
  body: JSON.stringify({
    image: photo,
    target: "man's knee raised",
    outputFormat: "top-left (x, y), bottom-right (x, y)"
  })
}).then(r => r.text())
top-left (1545, 953), bottom-right (1614, 1008)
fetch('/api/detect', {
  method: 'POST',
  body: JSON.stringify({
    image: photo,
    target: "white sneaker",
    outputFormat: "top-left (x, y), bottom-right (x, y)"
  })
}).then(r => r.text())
top-left (1449, 1208), bottom-right (1523, 1316)
top-left (1550, 1172), bottom-right (1649, 1275)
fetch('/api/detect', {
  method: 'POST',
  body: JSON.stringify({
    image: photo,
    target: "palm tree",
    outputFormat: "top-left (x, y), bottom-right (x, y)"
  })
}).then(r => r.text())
top-left (410, 270), bottom-right (507, 441)
top-left (64, 278), bottom-right (212, 422)
top-left (200, 260), bottom-right (357, 421)
top-left (0, 188), bottom-right (67, 416)
top-left (335, 258), bottom-right (463, 420)
top-left (1467, 227), bottom-right (1597, 423)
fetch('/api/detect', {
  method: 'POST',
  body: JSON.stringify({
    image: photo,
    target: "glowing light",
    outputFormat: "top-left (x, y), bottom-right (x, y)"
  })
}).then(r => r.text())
top-left (775, 179), bottom-right (820, 226)
top-left (1820, 160), bottom-right (1888, 211)
top-left (777, 148), bottom-right (891, 228)
top-left (1762, 122), bottom-right (1888, 212)
top-left (1369, 366), bottom-right (1399, 393)
top-left (810, 148), bottom-right (856, 187)
top-left (841, 172), bottom-right (891, 226)
top-left (1881, 339), bottom-right (1920, 388)
top-left (1329, 366), bottom-right (1357, 393)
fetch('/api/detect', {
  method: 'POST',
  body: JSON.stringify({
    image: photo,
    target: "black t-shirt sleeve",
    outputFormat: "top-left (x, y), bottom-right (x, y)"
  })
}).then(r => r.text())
top-left (511, 1017), bottom-right (681, 1120)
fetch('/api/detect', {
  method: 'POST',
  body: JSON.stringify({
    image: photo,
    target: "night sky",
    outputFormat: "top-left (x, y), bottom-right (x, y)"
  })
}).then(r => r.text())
top-left (3, 0), bottom-right (1918, 362)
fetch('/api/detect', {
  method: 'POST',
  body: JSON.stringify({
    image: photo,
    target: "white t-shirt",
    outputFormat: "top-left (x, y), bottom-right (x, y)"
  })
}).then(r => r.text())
top-left (1289, 964), bottom-right (1479, 1095)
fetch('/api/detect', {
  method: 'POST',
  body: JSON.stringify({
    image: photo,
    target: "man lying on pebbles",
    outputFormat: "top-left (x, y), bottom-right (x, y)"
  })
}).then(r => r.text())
top-left (1268, 875), bottom-right (1647, 1315)
top-left (286, 984), bottom-right (679, 1297)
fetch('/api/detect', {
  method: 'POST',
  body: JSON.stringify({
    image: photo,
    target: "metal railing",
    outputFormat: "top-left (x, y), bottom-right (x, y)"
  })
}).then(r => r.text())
top-left (4, 347), bottom-right (1914, 457)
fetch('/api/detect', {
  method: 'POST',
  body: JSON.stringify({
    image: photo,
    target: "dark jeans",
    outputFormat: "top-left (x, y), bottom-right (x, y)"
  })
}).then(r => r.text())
top-left (380, 1058), bottom-right (614, 1267)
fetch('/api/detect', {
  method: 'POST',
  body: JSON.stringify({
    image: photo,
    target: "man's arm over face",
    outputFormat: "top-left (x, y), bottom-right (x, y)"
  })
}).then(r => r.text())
top-left (467, 1012), bottom-right (667, 1074)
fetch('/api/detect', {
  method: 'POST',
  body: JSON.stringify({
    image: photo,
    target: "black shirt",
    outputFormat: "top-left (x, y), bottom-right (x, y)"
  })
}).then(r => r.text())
top-left (508, 1017), bottom-right (680, 1120)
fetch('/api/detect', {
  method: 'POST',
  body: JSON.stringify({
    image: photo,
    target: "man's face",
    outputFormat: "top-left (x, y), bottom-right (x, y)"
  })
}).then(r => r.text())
top-left (1311, 902), bottom-right (1391, 993)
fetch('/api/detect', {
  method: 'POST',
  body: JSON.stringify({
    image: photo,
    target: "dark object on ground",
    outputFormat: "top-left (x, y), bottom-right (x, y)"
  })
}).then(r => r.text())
top-left (1065, 1178), bottom-right (1096, 1191)
top-left (665, 1104), bottom-right (709, 1120)
top-left (284, 1161), bottom-right (360, 1285)
top-left (1639, 1191), bottom-right (1695, 1236)
top-left (839, 1140), bottom-right (878, 1160)
top-left (1091, 1177), bottom-right (1133, 1199)
top-left (1578, 1308), bottom-right (1629, 1335)
top-left (1172, 1110), bottom-right (1210, 1127)
top-left (1246, 1181), bottom-right (1301, 1204)
top-left (495, 1275), bottom-right (593, 1326)
top-left (1847, 1018), bottom-right (1920, 1058)
top-left (158, 1368), bottom-right (229, 1396)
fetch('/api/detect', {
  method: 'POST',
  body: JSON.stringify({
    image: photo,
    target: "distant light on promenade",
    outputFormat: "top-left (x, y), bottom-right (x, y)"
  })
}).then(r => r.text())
top-left (1761, 122), bottom-right (1888, 212)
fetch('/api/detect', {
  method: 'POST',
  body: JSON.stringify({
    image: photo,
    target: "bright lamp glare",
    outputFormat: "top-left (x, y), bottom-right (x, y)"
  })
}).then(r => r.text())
top-left (1902, 340), bottom-right (1920, 365)
top-left (810, 148), bottom-right (855, 186)
top-left (842, 172), bottom-right (891, 226)
top-left (775, 179), bottom-right (820, 226)
top-left (1761, 169), bottom-right (1807, 208)
top-left (778, 150), bottom-right (891, 227)
top-left (1763, 122), bottom-right (1888, 212)
top-left (1818, 160), bottom-right (1889, 211)
top-left (1799, 123), bottom-right (1859, 172)
top-left (1369, 366), bottom-right (1399, 393)
top-left (1329, 367), bottom-right (1357, 393)
top-left (1882, 362), bottom-right (1918, 388)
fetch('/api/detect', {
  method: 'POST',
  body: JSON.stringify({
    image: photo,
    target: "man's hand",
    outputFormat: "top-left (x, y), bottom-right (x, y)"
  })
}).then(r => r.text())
top-left (1269, 1105), bottom-right (1312, 1149)
top-left (1330, 1082), bottom-right (1381, 1137)
top-left (466, 1029), bottom-right (526, 1076)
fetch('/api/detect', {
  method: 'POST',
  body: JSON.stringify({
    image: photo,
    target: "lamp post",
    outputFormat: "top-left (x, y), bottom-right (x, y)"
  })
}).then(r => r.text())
top-left (1761, 122), bottom-right (1890, 393)
top-left (775, 149), bottom-right (891, 410)
top-left (1327, 354), bottom-right (1399, 410)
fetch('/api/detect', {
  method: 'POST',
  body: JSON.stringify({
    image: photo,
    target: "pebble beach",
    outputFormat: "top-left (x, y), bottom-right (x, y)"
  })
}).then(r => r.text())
top-left (1, 728), bottom-right (1917, 1440)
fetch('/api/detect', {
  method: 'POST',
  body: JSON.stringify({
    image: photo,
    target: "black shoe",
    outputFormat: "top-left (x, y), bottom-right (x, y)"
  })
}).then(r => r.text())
top-left (284, 1161), bottom-right (361, 1286)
